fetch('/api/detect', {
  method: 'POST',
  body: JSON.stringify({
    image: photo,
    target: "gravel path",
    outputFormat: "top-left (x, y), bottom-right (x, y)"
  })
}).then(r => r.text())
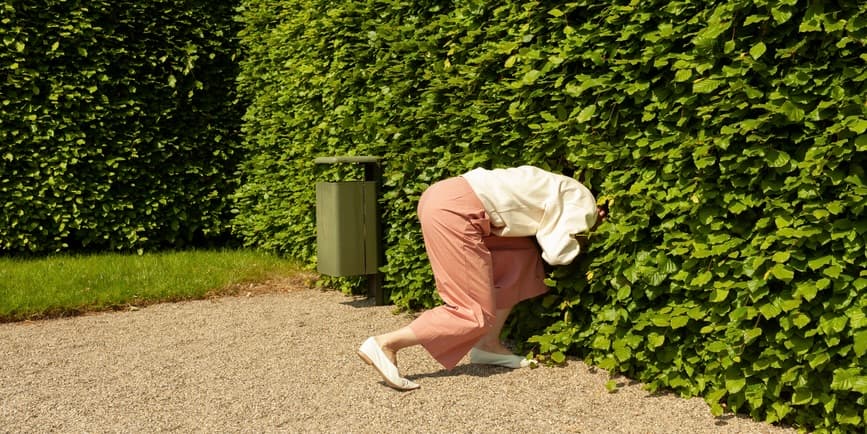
top-left (1, 284), bottom-right (798, 433)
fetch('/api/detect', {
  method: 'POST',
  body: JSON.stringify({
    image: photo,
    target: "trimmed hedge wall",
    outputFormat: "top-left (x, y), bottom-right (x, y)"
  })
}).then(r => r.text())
top-left (233, 0), bottom-right (867, 431)
top-left (0, 0), bottom-right (243, 253)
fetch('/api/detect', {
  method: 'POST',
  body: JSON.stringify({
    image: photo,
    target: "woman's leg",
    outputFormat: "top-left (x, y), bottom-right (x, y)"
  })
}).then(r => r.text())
top-left (360, 176), bottom-right (494, 390)
top-left (471, 236), bottom-right (549, 358)
top-left (374, 326), bottom-right (420, 365)
top-left (407, 177), bottom-right (496, 369)
top-left (472, 307), bottom-right (514, 354)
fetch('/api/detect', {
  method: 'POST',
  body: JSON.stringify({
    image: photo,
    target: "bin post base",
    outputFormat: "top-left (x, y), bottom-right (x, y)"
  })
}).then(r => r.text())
top-left (367, 273), bottom-right (386, 306)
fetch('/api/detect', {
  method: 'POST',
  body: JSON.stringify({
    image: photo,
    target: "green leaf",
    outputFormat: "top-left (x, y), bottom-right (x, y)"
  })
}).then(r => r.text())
top-left (780, 297), bottom-right (801, 312)
top-left (849, 306), bottom-right (866, 328)
top-left (768, 264), bottom-right (795, 282)
top-left (854, 330), bottom-right (867, 357)
top-left (705, 389), bottom-right (727, 417)
top-left (831, 368), bottom-right (867, 393)
top-left (836, 407), bottom-right (862, 426)
top-left (772, 251), bottom-right (790, 263)
top-left (725, 370), bottom-right (746, 393)
top-left (847, 117), bottom-right (867, 134)
top-left (693, 11), bottom-right (732, 46)
top-left (693, 78), bottom-right (722, 94)
top-left (823, 264), bottom-right (843, 278)
top-left (780, 101), bottom-right (804, 122)
top-left (592, 335), bottom-right (610, 350)
top-left (807, 351), bottom-right (830, 368)
top-left (827, 201), bottom-right (845, 214)
top-left (799, 9), bottom-right (822, 32)
top-left (548, 8), bottom-right (565, 17)
top-left (651, 313), bottom-right (670, 327)
top-left (707, 341), bottom-right (729, 352)
top-left (775, 215), bottom-right (792, 228)
top-left (768, 402), bottom-right (792, 423)
top-left (785, 336), bottom-right (813, 355)
top-left (576, 105), bottom-right (596, 123)
top-left (807, 255), bottom-right (832, 270)
top-left (743, 327), bottom-right (762, 343)
top-left (616, 285), bottom-right (631, 300)
top-left (691, 271), bottom-right (712, 287)
top-left (766, 149), bottom-right (791, 167)
top-left (820, 314), bottom-right (849, 335)
top-left (759, 303), bottom-right (781, 319)
top-left (671, 315), bottom-right (689, 329)
top-left (771, 6), bottom-right (793, 24)
top-left (595, 355), bottom-right (617, 371)
top-left (522, 69), bottom-right (541, 85)
top-left (794, 281), bottom-right (819, 301)
top-left (647, 333), bottom-right (665, 348)
top-left (791, 312), bottom-right (811, 329)
top-left (674, 69), bottom-right (692, 82)
top-left (709, 288), bottom-right (730, 303)
top-left (745, 382), bottom-right (764, 408)
top-left (612, 339), bottom-right (632, 361)
top-left (749, 42), bottom-right (767, 59)
top-left (551, 351), bottom-right (566, 364)
top-left (791, 388), bottom-right (812, 405)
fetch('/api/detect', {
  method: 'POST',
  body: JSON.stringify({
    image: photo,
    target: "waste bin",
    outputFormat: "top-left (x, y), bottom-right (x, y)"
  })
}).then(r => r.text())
top-left (314, 156), bottom-right (386, 305)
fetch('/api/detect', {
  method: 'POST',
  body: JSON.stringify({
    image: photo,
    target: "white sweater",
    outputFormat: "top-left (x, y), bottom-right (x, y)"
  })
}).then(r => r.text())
top-left (462, 166), bottom-right (598, 266)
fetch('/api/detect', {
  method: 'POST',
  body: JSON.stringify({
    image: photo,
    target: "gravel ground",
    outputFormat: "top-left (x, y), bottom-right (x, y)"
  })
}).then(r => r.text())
top-left (0, 283), bottom-right (799, 433)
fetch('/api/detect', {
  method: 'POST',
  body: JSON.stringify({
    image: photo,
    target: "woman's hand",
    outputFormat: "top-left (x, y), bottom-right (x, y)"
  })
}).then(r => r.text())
top-left (574, 206), bottom-right (608, 251)
top-left (590, 205), bottom-right (608, 232)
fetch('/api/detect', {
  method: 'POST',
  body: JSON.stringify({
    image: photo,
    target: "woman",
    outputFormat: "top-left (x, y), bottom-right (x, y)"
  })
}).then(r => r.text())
top-left (358, 165), bottom-right (607, 390)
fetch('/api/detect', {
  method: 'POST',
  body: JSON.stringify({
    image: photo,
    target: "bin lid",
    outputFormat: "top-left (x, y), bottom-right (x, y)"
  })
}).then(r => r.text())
top-left (314, 156), bottom-right (382, 164)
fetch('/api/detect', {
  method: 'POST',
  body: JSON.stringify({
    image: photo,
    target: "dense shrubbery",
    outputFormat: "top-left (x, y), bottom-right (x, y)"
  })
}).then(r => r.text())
top-left (0, 0), bottom-right (243, 253)
top-left (235, 1), bottom-right (866, 431)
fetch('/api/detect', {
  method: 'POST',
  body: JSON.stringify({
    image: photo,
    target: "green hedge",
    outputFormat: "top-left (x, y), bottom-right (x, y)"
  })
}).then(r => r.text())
top-left (234, 0), bottom-right (866, 431)
top-left (0, 0), bottom-right (243, 253)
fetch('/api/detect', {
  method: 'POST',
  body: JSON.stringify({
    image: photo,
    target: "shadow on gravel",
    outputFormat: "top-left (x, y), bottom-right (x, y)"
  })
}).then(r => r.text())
top-left (340, 296), bottom-right (422, 319)
top-left (405, 363), bottom-right (514, 381)
top-left (340, 298), bottom-right (377, 309)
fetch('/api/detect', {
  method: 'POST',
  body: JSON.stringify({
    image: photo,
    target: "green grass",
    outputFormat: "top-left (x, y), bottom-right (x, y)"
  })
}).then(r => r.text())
top-left (0, 249), bottom-right (304, 323)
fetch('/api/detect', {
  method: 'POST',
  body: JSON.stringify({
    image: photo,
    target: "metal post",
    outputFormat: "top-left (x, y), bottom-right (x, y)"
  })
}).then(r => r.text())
top-left (362, 160), bottom-right (386, 305)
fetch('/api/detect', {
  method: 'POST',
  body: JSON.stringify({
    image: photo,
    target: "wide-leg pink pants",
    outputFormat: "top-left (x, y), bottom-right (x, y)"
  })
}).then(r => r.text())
top-left (408, 176), bottom-right (548, 369)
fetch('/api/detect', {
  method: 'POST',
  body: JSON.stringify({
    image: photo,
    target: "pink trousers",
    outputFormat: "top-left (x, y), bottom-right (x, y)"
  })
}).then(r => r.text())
top-left (408, 177), bottom-right (548, 369)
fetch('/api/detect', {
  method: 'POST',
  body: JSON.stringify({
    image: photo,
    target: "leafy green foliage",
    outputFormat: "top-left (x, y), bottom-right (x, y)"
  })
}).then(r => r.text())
top-left (0, 0), bottom-right (244, 253)
top-left (235, 0), bottom-right (866, 431)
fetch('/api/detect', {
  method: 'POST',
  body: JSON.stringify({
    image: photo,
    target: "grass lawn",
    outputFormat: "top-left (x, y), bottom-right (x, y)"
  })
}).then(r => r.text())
top-left (0, 249), bottom-right (305, 323)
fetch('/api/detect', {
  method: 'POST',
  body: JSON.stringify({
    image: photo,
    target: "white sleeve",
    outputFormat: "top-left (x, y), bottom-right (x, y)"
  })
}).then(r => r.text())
top-left (536, 199), bottom-right (582, 265)
top-left (535, 186), bottom-right (597, 266)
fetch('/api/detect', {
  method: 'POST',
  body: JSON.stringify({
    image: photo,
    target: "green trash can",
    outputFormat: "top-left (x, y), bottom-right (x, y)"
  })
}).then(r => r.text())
top-left (315, 180), bottom-right (378, 276)
top-left (314, 156), bottom-right (386, 304)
